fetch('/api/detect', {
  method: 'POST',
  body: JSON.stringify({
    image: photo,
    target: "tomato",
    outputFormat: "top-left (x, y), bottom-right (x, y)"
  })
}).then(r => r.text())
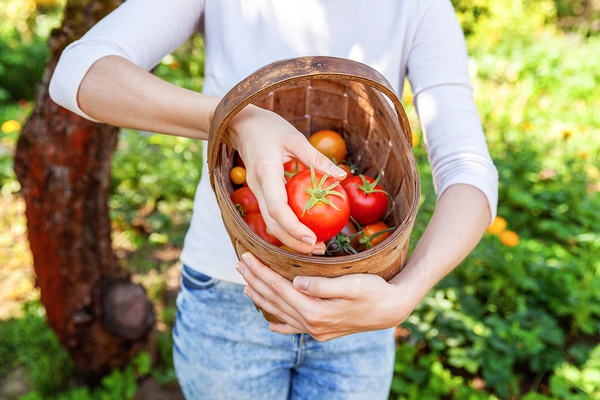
top-left (279, 244), bottom-right (313, 255)
top-left (230, 187), bottom-right (260, 216)
top-left (342, 172), bottom-right (388, 225)
top-left (283, 158), bottom-right (308, 182)
top-left (230, 166), bottom-right (246, 185)
top-left (308, 130), bottom-right (347, 162)
top-left (286, 167), bottom-right (350, 242)
top-left (234, 151), bottom-right (245, 168)
top-left (337, 163), bottom-right (355, 186)
top-left (358, 220), bottom-right (394, 250)
top-left (243, 212), bottom-right (281, 246)
top-left (280, 245), bottom-right (298, 253)
top-left (325, 219), bottom-right (361, 256)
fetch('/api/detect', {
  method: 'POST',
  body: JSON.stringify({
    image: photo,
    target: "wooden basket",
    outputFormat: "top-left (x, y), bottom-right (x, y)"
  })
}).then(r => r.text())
top-left (208, 56), bottom-right (420, 323)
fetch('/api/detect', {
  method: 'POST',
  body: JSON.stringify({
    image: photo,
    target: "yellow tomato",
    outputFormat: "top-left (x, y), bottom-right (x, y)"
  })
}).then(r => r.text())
top-left (230, 166), bottom-right (246, 185)
top-left (308, 130), bottom-right (347, 162)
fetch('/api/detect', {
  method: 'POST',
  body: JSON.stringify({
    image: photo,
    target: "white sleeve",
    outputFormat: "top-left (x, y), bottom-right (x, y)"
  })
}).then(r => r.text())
top-left (407, 0), bottom-right (499, 224)
top-left (49, 0), bottom-right (204, 121)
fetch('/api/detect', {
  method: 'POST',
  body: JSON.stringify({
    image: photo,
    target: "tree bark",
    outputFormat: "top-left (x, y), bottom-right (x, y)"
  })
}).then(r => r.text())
top-left (13, 0), bottom-right (154, 379)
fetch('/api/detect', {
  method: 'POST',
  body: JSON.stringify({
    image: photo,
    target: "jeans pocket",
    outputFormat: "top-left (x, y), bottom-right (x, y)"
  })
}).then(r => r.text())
top-left (181, 264), bottom-right (220, 290)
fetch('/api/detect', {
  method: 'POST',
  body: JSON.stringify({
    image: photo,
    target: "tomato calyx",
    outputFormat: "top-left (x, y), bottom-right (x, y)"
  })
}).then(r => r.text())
top-left (351, 171), bottom-right (388, 196)
top-left (302, 166), bottom-right (346, 217)
top-left (326, 229), bottom-right (364, 255)
top-left (353, 218), bottom-right (396, 251)
top-left (235, 203), bottom-right (245, 217)
top-left (284, 159), bottom-right (305, 180)
top-left (331, 156), bottom-right (357, 175)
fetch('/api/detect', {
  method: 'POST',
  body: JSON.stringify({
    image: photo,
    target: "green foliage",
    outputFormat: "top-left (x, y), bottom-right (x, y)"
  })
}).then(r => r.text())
top-left (0, 0), bottom-right (63, 103)
top-left (391, 1), bottom-right (600, 398)
top-left (110, 129), bottom-right (203, 252)
top-left (0, 301), bottom-right (76, 395)
top-left (20, 351), bottom-right (152, 400)
top-left (0, 300), bottom-right (155, 400)
top-left (2, 0), bottom-right (600, 399)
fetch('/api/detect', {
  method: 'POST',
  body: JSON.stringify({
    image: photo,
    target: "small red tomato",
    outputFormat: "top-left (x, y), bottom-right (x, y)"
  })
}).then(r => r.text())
top-left (283, 158), bottom-right (308, 182)
top-left (243, 212), bottom-right (281, 247)
top-left (286, 167), bottom-right (350, 242)
top-left (308, 130), bottom-right (347, 162)
top-left (325, 219), bottom-right (361, 256)
top-left (230, 187), bottom-right (260, 216)
top-left (342, 172), bottom-right (388, 225)
top-left (337, 163), bottom-right (355, 186)
top-left (234, 151), bottom-right (245, 168)
top-left (358, 220), bottom-right (394, 250)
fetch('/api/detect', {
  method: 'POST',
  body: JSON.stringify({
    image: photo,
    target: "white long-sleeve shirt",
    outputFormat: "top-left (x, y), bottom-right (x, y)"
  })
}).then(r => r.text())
top-left (49, 0), bottom-right (498, 285)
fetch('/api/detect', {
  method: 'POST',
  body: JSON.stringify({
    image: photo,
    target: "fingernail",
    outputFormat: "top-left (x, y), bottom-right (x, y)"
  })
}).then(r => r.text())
top-left (235, 262), bottom-right (245, 275)
top-left (330, 164), bottom-right (347, 178)
top-left (241, 252), bottom-right (251, 266)
top-left (301, 236), bottom-right (315, 246)
top-left (311, 249), bottom-right (325, 256)
top-left (243, 285), bottom-right (252, 298)
top-left (293, 276), bottom-right (309, 292)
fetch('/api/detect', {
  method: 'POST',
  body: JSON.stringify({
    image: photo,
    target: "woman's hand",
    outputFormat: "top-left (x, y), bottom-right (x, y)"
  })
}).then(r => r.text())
top-left (235, 184), bottom-right (492, 341)
top-left (226, 105), bottom-right (347, 254)
top-left (235, 252), bottom-right (425, 341)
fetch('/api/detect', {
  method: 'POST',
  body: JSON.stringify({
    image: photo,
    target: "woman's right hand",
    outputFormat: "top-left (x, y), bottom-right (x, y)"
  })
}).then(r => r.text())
top-left (225, 104), bottom-right (347, 255)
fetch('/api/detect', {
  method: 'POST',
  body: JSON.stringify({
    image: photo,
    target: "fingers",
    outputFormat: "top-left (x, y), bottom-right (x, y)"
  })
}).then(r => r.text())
top-left (268, 323), bottom-right (304, 335)
top-left (293, 274), bottom-right (386, 300)
top-left (236, 253), bottom-right (307, 329)
top-left (295, 140), bottom-right (347, 181)
top-left (248, 161), bottom-right (325, 254)
top-left (243, 284), bottom-right (305, 332)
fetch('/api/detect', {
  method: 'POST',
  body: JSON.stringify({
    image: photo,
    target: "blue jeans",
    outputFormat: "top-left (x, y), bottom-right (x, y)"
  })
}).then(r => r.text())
top-left (172, 265), bottom-right (396, 400)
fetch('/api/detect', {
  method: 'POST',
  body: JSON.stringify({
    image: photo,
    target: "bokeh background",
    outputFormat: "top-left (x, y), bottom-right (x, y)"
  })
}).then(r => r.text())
top-left (1, 0), bottom-right (599, 398)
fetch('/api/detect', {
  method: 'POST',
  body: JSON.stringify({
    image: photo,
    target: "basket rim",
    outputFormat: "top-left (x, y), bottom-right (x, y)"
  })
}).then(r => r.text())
top-left (216, 160), bottom-right (420, 264)
top-left (209, 56), bottom-right (421, 264)
top-left (207, 56), bottom-right (413, 190)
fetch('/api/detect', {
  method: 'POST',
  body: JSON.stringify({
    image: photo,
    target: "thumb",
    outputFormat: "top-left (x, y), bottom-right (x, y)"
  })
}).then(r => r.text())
top-left (297, 142), bottom-right (347, 181)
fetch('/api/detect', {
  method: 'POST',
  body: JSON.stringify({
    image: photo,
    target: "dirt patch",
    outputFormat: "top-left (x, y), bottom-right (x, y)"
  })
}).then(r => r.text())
top-left (134, 377), bottom-right (185, 400)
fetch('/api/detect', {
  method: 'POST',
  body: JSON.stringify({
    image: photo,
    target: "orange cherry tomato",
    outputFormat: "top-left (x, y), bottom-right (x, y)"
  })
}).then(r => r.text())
top-left (230, 166), bottom-right (246, 185)
top-left (337, 163), bottom-right (355, 186)
top-left (308, 130), bottom-right (347, 162)
top-left (358, 221), bottom-right (394, 250)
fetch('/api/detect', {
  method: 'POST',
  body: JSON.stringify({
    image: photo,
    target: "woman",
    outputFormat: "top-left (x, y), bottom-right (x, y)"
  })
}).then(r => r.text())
top-left (49, 1), bottom-right (498, 398)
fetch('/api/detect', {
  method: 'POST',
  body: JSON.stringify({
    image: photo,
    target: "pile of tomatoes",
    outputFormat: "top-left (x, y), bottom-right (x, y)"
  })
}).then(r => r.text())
top-left (229, 130), bottom-right (394, 256)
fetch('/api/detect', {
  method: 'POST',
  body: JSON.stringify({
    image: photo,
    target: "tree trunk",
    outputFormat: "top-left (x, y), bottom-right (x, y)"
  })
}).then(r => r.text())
top-left (13, 0), bottom-right (154, 379)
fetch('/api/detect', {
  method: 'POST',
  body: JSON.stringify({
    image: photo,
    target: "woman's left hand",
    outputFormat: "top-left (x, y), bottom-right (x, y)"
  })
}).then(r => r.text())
top-left (236, 252), bottom-right (421, 341)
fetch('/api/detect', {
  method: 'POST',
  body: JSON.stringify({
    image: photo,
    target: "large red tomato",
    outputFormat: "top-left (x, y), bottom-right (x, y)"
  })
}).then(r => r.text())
top-left (230, 187), bottom-right (260, 216)
top-left (342, 173), bottom-right (388, 225)
top-left (283, 158), bottom-right (308, 182)
top-left (243, 212), bottom-right (281, 246)
top-left (358, 220), bottom-right (394, 250)
top-left (286, 167), bottom-right (350, 242)
top-left (308, 130), bottom-right (347, 162)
